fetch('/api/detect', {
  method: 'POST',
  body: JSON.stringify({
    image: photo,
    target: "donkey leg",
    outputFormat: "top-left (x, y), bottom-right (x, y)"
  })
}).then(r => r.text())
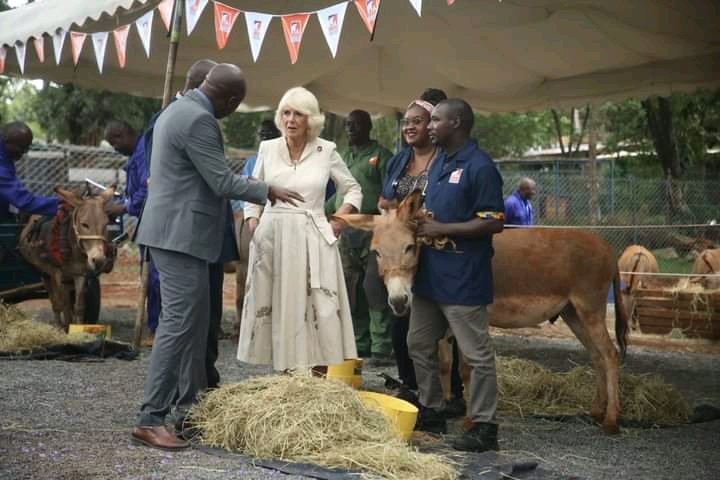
top-left (42, 275), bottom-right (63, 328)
top-left (72, 276), bottom-right (86, 325)
top-left (565, 304), bottom-right (621, 434)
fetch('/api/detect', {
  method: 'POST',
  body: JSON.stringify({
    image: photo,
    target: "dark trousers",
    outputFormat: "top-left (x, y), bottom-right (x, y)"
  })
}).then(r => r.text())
top-left (206, 261), bottom-right (224, 390)
top-left (391, 315), bottom-right (417, 389)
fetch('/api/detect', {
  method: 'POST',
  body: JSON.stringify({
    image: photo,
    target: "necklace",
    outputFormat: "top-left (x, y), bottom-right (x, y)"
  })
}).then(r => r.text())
top-left (410, 146), bottom-right (437, 174)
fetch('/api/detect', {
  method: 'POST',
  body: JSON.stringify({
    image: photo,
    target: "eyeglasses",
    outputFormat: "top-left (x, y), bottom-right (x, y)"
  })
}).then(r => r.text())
top-left (399, 117), bottom-right (426, 128)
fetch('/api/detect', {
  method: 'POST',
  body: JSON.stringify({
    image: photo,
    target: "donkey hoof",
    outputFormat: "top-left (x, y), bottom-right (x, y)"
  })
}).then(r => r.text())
top-left (602, 422), bottom-right (620, 435)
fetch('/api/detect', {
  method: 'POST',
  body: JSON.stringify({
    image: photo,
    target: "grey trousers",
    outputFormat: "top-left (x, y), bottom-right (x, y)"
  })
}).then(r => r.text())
top-left (137, 247), bottom-right (210, 426)
top-left (407, 295), bottom-right (498, 424)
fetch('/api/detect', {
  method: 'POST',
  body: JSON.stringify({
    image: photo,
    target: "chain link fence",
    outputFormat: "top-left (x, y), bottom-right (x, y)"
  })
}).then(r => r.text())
top-left (14, 145), bottom-right (720, 273)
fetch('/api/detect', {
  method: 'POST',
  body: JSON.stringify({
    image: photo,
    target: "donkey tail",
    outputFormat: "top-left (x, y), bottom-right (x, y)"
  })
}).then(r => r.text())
top-left (613, 269), bottom-right (629, 360)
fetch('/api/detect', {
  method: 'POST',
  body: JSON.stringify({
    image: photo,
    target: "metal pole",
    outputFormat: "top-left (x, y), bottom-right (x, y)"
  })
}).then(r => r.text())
top-left (630, 175), bottom-right (638, 244)
top-left (554, 160), bottom-right (560, 220)
top-left (610, 156), bottom-right (616, 217)
top-left (134, 1), bottom-right (183, 349)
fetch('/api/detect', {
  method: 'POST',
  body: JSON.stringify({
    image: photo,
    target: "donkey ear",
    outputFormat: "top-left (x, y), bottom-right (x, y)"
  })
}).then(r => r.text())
top-left (331, 214), bottom-right (377, 232)
top-left (99, 184), bottom-right (116, 203)
top-left (397, 189), bottom-right (424, 224)
top-left (54, 187), bottom-right (83, 207)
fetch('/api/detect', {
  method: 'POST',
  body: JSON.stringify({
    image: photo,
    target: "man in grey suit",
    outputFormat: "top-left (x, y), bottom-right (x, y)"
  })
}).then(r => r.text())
top-left (131, 63), bottom-right (303, 451)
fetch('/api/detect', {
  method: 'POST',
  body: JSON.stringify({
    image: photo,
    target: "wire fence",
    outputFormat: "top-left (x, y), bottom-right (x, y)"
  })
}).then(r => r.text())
top-left (13, 144), bottom-right (720, 273)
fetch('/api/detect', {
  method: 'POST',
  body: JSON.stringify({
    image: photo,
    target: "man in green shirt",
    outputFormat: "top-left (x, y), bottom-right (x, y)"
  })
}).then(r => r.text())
top-left (328, 110), bottom-right (394, 363)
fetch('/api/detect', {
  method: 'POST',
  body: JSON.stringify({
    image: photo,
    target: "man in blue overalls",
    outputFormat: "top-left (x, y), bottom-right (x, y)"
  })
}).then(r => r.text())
top-left (105, 120), bottom-right (160, 345)
top-left (408, 99), bottom-right (505, 452)
top-left (0, 122), bottom-right (59, 220)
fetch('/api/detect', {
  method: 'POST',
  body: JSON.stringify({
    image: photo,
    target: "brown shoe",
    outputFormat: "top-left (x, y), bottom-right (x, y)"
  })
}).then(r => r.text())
top-left (131, 426), bottom-right (190, 451)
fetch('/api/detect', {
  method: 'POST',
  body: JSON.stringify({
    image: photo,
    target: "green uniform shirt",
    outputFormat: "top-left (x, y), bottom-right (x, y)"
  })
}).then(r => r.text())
top-left (328, 140), bottom-right (393, 215)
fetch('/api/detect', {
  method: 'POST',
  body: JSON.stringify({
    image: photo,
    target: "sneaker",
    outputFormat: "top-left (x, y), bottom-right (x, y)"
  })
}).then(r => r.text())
top-left (415, 407), bottom-right (447, 435)
top-left (451, 422), bottom-right (499, 452)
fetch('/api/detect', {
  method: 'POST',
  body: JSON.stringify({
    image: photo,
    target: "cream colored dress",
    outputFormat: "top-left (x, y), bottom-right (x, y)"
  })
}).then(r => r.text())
top-left (237, 137), bottom-right (362, 371)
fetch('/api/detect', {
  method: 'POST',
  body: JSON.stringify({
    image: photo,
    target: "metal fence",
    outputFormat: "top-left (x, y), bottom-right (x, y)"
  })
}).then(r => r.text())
top-left (14, 144), bottom-right (720, 272)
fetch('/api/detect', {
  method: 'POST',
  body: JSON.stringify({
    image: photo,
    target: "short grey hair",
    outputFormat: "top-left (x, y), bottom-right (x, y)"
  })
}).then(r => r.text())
top-left (518, 177), bottom-right (536, 189)
top-left (274, 87), bottom-right (325, 141)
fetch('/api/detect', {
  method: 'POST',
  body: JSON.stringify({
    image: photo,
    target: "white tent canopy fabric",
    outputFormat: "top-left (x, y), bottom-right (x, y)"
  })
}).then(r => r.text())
top-left (1, 0), bottom-right (719, 114)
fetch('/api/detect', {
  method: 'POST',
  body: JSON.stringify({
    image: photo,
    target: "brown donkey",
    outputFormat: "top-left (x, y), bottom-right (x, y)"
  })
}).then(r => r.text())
top-left (19, 187), bottom-right (115, 329)
top-left (335, 191), bottom-right (629, 434)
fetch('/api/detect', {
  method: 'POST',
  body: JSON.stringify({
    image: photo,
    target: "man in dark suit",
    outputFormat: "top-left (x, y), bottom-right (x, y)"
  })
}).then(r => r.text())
top-left (132, 63), bottom-right (303, 451)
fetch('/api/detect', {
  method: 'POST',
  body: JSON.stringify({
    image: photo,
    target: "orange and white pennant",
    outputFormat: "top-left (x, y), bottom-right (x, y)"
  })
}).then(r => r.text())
top-left (15, 41), bottom-right (26, 74)
top-left (408, 0), bottom-right (422, 16)
top-left (157, 0), bottom-right (174, 32)
top-left (243, 11), bottom-right (272, 63)
top-left (281, 14), bottom-right (310, 65)
top-left (52, 28), bottom-right (66, 65)
top-left (186, 0), bottom-right (209, 35)
top-left (213, 1), bottom-right (240, 50)
top-left (113, 25), bottom-right (130, 68)
top-left (91, 32), bottom-right (109, 73)
top-left (317, 2), bottom-right (348, 58)
top-left (33, 37), bottom-right (45, 63)
top-left (0, 47), bottom-right (6, 75)
top-left (135, 9), bottom-right (154, 57)
top-left (354, 0), bottom-right (381, 34)
top-left (70, 31), bottom-right (86, 66)
top-left (447, 0), bottom-right (455, 5)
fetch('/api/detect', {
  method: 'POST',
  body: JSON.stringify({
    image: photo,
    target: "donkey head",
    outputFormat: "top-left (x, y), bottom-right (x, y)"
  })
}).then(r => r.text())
top-left (55, 186), bottom-right (115, 272)
top-left (333, 190), bottom-right (424, 316)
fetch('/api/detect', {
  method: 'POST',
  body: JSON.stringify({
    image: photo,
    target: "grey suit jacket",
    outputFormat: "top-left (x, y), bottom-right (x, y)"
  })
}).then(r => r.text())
top-left (136, 90), bottom-right (268, 262)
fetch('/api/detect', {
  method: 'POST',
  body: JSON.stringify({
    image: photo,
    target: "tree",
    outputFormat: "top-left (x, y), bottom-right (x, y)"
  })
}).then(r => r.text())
top-left (472, 111), bottom-right (557, 158)
top-left (29, 83), bottom-right (160, 144)
top-left (222, 111), bottom-right (267, 149)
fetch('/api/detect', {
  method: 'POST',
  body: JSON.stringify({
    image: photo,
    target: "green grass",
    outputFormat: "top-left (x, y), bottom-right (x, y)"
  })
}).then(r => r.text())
top-left (657, 257), bottom-right (694, 274)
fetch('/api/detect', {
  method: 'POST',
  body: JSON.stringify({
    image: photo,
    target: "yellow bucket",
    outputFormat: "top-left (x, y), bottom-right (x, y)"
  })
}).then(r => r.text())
top-left (327, 358), bottom-right (363, 389)
top-left (68, 324), bottom-right (111, 341)
top-left (358, 391), bottom-right (418, 441)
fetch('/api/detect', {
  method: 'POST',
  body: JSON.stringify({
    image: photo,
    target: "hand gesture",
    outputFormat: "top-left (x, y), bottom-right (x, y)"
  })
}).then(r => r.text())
top-left (268, 185), bottom-right (304, 207)
top-left (416, 216), bottom-right (446, 239)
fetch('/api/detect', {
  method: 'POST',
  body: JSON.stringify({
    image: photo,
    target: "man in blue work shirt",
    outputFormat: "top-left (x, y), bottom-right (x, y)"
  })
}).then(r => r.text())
top-left (0, 122), bottom-right (59, 220)
top-left (408, 99), bottom-right (505, 453)
top-left (105, 120), bottom-right (160, 344)
top-left (504, 177), bottom-right (535, 226)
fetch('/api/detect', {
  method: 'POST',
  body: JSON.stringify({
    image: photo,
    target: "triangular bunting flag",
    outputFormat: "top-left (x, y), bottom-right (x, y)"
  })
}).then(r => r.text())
top-left (135, 9), bottom-right (154, 57)
top-left (15, 42), bottom-right (26, 74)
top-left (70, 31), bottom-right (86, 66)
top-left (113, 25), bottom-right (131, 68)
top-left (243, 11), bottom-right (273, 63)
top-left (317, 2), bottom-right (348, 58)
top-left (158, 0), bottom-right (174, 32)
top-left (281, 14), bottom-right (310, 65)
top-left (52, 28), bottom-right (66, 65)
top-left (33, 37), bottom-right (45, 63)
top-left (213, 1), bottom-right (240, 50)
top-left (409, 0), bottom-right (422, 16)
top-left (0, 47), bottom-right (6, 75)
top-left (186, 0), bottom-right (209, 35)
top-left (91, 32), bottom-right (109, 73)
top-left (354, 0), bottom-right (381, 34)
top-left (447, 0), bottom-right (455, 5)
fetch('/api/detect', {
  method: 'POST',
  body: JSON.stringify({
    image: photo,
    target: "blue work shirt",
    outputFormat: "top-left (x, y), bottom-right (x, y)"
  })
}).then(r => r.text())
top-left (123, 137), bottom-right (149, 217)
top-left (504, 191), bottom-right (534, 226)
top-left (230, 155), bottom-right (258, 212)
top-left (0, 140), bottom-right (59, 220)
top-left (382, 147), bottom-right (413, 201)
top-left (413, 140), bottom-right (504, 306)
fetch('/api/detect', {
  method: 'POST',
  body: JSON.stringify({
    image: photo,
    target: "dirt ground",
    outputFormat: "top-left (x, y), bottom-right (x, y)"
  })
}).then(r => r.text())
top-left (2, 261), bottom-right (719, 480)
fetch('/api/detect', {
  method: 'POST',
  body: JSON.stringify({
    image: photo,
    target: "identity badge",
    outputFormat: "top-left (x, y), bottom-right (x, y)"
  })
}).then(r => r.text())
top-left (449, 168), bottom-right (463, 184)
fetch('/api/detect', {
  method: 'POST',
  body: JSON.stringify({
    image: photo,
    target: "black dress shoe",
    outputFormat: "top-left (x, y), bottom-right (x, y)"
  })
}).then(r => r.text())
top-left (414, 406), bottom-right (447, 435)
top-left (452, 422), bottom-right (499, 452)
top-left (174, 417), bottom-right (200, 440)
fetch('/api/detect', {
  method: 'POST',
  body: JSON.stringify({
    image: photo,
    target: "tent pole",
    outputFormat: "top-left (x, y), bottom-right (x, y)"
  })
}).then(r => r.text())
top-left (133, 0), bottom-right (183, 349)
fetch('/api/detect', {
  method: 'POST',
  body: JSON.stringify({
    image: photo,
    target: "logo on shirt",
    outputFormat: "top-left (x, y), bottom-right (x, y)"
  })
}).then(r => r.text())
top-left (368, 156), bottom-right (379, 166)
top-left (449, 168), bottom-right (463, 184)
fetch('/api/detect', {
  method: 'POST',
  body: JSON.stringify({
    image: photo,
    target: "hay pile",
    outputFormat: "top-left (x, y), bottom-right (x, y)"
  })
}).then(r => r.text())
top-left (189, 374), bottom-right (456, 480)
top-left (497, 357), bottom-right (690, 425)
top-left (0, 303), bottom-right (94, 353)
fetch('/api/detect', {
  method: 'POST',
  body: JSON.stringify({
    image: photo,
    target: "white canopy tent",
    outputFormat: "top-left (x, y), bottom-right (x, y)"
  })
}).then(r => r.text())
top-left (1, 0), bottom-right (719, 114)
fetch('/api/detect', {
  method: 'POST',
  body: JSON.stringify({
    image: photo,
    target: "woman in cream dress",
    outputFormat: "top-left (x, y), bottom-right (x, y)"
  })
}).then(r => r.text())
top-left (237, 87), bottom-right (362, 371)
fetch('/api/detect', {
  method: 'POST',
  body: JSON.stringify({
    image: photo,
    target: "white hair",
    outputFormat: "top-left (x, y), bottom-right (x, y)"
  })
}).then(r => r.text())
top-left (274, 87), bottom-right (326, 141)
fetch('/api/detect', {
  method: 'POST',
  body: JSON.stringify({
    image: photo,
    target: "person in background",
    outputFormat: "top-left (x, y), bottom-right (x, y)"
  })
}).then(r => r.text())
top-left (238, 87), bottom-right (361, 373)
top-left (328, 110), bottom-right (394, 365)
top-left (0, 122), bottom-right (59, 220)
top-left (504, 177), bottom-right (535, 226)
top-left (409, 98), bottom-right (504, 453)
top-left (105, 120), bottom-right (160, 346)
